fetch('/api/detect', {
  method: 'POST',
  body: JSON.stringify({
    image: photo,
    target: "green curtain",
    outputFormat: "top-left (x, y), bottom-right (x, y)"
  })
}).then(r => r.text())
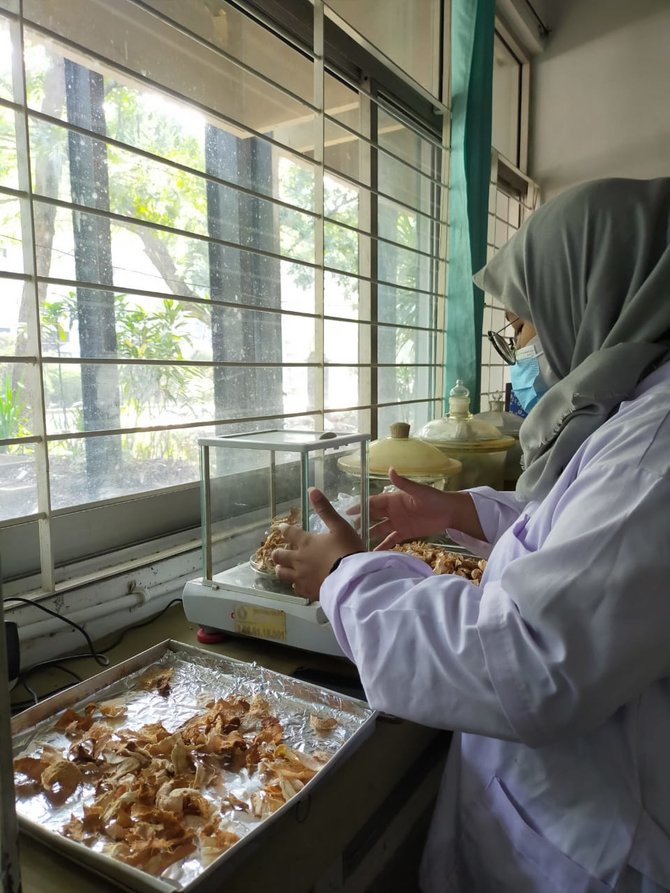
top-left (445, 0), bottom-right (496, 412)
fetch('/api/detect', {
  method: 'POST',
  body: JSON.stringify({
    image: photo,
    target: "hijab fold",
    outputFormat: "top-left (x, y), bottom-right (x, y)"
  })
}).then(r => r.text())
top-left (473, 178), bottom-right (670, 500)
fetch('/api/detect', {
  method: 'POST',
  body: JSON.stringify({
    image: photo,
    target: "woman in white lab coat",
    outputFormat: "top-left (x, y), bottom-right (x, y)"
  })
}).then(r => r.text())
top-left (272, 177), bottom-right (670, 892)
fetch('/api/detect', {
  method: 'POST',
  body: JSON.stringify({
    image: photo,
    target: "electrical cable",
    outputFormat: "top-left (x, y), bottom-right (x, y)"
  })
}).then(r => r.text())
top-left (97, 597), bottom-right (184, 655)
top-left (17, 674), bottom-right (39, 707)
top-left (11, 662), bottom-right (84, 714)
top-left (10, 681), bottom-right (85, 715)
top-left (3, 595), bottom-right (110, 667)
top-left (7, 596), bottom-right (184, 713)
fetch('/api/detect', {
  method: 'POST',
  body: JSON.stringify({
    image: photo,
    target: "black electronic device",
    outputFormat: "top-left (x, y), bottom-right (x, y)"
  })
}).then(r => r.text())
top-left (4, 621), bottom-right (20, 689)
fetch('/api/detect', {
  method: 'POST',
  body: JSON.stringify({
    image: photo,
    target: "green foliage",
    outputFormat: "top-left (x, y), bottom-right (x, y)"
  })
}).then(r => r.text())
top-left (42, 293), bottom-right (77, 351)
top-left (0, 374), bottom-right (29, 447)
top-left (279, 165), bottom-right (361, 302)
top-left (115, 295), bottom-right (203, 431)
top-left (104, 80), bottom-right (206, 285)
top-left (41, 292), bottom-right (204, 452)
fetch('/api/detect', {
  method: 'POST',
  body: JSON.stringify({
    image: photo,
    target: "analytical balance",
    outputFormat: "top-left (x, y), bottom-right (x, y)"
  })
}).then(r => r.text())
top-left (182, 430), bottom-right (369, 656)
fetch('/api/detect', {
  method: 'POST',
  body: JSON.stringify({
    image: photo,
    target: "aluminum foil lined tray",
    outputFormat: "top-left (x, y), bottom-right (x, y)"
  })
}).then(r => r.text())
top-left (11, 640), bottom-right (375, 893)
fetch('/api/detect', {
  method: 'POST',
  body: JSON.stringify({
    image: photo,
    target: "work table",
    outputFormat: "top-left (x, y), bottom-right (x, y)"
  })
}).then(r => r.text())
top-left (11, 604), bottom-right (449, 893)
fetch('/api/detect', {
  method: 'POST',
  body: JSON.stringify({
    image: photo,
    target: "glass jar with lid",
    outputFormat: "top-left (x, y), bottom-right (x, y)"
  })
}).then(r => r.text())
top-left (418, 381), bottom-right (515, 490)
top-left (338, 422), bottom-right (462, 492)
top-left (474, 392), bottom-right (524, 485)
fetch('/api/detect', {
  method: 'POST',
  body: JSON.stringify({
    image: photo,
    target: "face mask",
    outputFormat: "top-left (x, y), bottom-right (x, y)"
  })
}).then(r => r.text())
top-left (510, 336), bottom-right (550, 413)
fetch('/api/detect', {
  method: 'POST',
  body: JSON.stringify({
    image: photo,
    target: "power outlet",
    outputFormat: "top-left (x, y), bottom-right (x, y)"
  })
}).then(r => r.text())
top-left (4, 621), bottom-right (20, 689)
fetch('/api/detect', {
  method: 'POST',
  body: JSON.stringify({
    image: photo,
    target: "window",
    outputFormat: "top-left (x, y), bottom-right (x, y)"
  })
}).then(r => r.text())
top-left (0, 0), bottom-right (449, 595)
top-left (480, 20), bottom-right (537, 411)
top-left (480, 152), bottom-right (539, 409)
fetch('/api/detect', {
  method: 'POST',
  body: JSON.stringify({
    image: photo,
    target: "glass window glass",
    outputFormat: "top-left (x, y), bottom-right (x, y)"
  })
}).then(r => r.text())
top-left (0, 444), bottom-right (37, 520)
top-left (492, 33), bottom-right (521, 165)
top-left (325, 0), bottom-right (441, 97)
top-left (4, 0), bottom-right (447, 589)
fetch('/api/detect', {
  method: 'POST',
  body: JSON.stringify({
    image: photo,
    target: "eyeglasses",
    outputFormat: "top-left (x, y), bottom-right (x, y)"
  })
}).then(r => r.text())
top-left (487, 318), bottom-right (518, 365)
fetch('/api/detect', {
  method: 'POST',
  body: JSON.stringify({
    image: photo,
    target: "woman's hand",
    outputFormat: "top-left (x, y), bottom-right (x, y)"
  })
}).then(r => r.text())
top-left (272, 488), bottom-right (365, 601)
top-left (360, 467), bottom-right (485, 549)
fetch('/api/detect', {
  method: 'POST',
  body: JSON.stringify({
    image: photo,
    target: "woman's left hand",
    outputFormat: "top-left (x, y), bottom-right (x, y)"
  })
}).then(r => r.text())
top-left (272, 488), bottom-right (365, 601)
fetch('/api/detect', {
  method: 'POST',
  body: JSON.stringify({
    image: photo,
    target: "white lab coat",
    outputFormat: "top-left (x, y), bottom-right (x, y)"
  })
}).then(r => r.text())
top-left (320, 362), bottom-right (670, 892)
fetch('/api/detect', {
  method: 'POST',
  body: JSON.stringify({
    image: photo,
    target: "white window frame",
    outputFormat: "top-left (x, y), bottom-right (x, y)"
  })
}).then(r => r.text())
top-left (0, 1), bottom-right (451, 628)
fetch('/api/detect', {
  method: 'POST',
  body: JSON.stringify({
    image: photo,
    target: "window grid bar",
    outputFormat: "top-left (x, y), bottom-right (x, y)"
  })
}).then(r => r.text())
top-left (479, 152), bottom-right (539, 408)
top-left (323, 111), bottom-right (447, 189)
top-left (0, 0), bottom-right (447, 588)
top-left (21, 19), bottom-right (320, 170)
top-left (21, 102), bottom-right (443, 261)
top-left (26, 106), bottom-right (320, 218)
top-left (15, 22), bottom-right (446, 206)
top-left (37, 271), bottom-right (438, 306)
top-left (315, 1), bottom-right (327, 427)
top-left (25, 194), bottom-right (442, 298)
top-left (127, 0), bottom-right (319, 112)
top-left (40, 389), bottom-right (444, 443)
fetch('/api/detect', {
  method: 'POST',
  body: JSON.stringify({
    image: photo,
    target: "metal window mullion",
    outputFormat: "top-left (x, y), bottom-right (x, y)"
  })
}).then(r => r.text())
top-left (313, 2), bottom-right (325, 427)
top-left (11, 4), bottom-right (55, 593)
top-left (434, 110), bottom-right (450, 407)
top-left (368, 85), bottom-right (379, 439)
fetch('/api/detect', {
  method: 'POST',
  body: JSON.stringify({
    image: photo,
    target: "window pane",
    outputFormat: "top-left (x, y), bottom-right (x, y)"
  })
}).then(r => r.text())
top-left (492, 34), bottom-right (521, 164)
top-left (48, 429), bottom-right (202, 508)
top-left (325, 173), bottom-right (361, 227)
top-left (325, 365), bottom-right (367, 410)
top-left (379, 150), bottom-right (436, 214)
top-left (378, 362), bottom-right (433, 405)
top-left (0, 16), bottom-right (14, 102)
top-left (324, 319), bottom-right (363, 363)
top-left (378, 284), bottom-right (434, 328)
top-left (325, 0), bottom-right (441, 98)
top-left (378, 400), bottom-right (437, 438)
top-left (0, 195), bottom-right (24, 274)
top-left (378, 196), bottom-right (435, 255)
top-left (23, 1), bottom-right (317, 156)
top-left (377, 325), bottom-right (433, 366)
top-left (0, 444), bottom-right (37, 520)
top-left (0, 361), bottom-right (35, 439)
top-left (324, 271), bottom-right (370, 322)
top-left (1, 276), bottom-right (36, 356)
top-left (44, 360), bottom-right (333, 434)
top-left (324, 116), bottom-right (371, 186)
top-left (0, 105), bottom-right (19, 189)
top-left (3, 0), bottom-right (448, 589)
top-left (378, 107), bottom-right (440, 179)
top-left (379, 240), bottom-right (433, 292)
top-left (325, 220), bottom-right (362, 274)
top-left (139, 0), bottom-right (315, 105)
top-left (324, 406), bottom-right (370, 436)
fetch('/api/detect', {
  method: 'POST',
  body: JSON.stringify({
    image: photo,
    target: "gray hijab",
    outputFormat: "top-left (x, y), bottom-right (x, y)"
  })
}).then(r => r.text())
top-left (473, 177), bottom-right (670, 500)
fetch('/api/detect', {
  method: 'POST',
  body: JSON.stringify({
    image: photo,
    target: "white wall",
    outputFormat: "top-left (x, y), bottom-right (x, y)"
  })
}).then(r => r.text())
top-left (529, 0), bottom-right (670, 199)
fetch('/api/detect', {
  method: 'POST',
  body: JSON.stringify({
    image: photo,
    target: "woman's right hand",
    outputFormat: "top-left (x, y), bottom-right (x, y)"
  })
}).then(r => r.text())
top-left (351, 467), bottom-right (485, 550)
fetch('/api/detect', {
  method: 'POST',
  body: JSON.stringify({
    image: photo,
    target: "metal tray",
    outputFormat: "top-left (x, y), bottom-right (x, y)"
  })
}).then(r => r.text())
top-left (11, 639), bottom-right (376, 893)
